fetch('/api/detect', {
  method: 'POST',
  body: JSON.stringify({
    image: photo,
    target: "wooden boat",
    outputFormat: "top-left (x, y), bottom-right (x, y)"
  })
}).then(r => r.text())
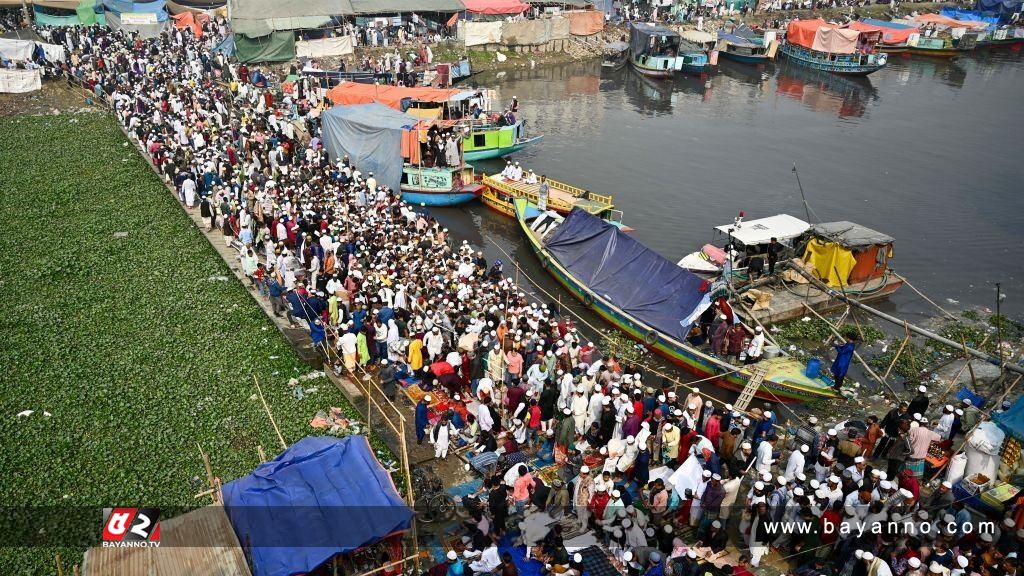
top-left (850, 19), bottom-right (916, 54)
top-left (513, 199), bottom-right (839, 403)
top-left (677, 213), bottom-right (810, 275)
top-left (717, 31), bottom-right (771, 64)
top-left (781, 19), bottom-right (887, 76)
top-left (463, 120), bottom-right (543, 161)
top-left (628, 22), bottom-right (682, 79)
top-left (906, 33), bottom-right (978, 58)
top-left (325, 82), bottom-right (542, 162)
top-left (401, 164), bottom-right (483, 207)
top-left (482, 174), bottom-right (617, 217)
top-left (677, 40), bottom-right (711, 74)
top-left (602, 41), bottom-right (629, 71)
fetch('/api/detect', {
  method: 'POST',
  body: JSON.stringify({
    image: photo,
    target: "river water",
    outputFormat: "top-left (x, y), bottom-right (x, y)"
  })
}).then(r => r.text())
top-left (430, 50), bottom-right (1024, 392)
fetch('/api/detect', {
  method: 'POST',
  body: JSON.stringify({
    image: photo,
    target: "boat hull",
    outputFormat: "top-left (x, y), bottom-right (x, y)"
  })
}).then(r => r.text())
top-left (400, 189), bottom-right (480, 206)
top-left (629, 58), bottom-right (674, 78)
top-left (905, 46), bottom-right (963, 58)
top-left (719, 50), bottom-right (770, 64)
top-left (878, 44), bottom-right (909, 53)
top-left (679, 63), bottom-right (710, 74)
top-left (780, 43), bottom-right (886, 76)
top-left (513, 200), bottom-right (837, 403)
top-left (464, 135), bottom-right (543, 161)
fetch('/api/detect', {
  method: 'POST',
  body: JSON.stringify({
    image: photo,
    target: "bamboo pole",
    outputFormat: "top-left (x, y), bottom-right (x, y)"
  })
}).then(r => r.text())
top-left (883, 333), bottom-right (911, 381)
top-left (257, 445), bottom-right (267, 463)
top-left (399, 418), bottom-right (420, 573)
top-left (788, 263), bottom-right (1023, 375)
top-left (350, 553), bottom-right (423, 576)
top-left (962, 335), bottom-right (978, 387)
top-left (891, 272), bottom-right (957, 320)
top-left (56, 553), bottom-right (63, 576)
top-left (801, 303), bottom-right (901, 401)
top-left (253, 374), bottom-right (288, 449)
top-left (73, 566), bottom-right (79, 576)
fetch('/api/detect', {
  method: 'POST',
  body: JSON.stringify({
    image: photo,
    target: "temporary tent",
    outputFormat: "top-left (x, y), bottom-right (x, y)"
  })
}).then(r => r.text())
top-left (804, 221), bottom-right (894, 287)
top-left (171, 10), bottom-right (209, 36)
top-left (321, 103), bottom-right (417, 192)
top-left (234, 30), bottom-right (296, 62)
top-left (81, 506), bottom-right (252, 576)
top-left (222, 436), bottom-right (413, 576)
top-left (995, 396), bottom-right (1024, 442)
top-left (811, 26), bottom-right (861, 53)
top-left (629, 22), bottom-right (679, 59)
top-left (326, 82), bottom-right (469, 110)
top-left (0, 38), bottom-right (35, 61)
top-left (462, 0), bottom-right (530, 14)
top-left (544, 208), bottom-right (708, 342)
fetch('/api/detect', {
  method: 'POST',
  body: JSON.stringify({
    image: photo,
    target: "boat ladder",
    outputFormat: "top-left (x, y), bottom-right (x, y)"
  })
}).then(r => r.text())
top-left (733, 365), bottom-right (768, 413)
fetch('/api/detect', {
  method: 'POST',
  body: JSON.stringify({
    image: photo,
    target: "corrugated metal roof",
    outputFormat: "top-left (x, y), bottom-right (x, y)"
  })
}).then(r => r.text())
top-left (81, 506), bottom-right (252, 576)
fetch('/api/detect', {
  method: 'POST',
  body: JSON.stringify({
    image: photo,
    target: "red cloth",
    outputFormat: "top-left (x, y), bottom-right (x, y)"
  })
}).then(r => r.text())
top-left (430, 361), bottom-right (455, 377)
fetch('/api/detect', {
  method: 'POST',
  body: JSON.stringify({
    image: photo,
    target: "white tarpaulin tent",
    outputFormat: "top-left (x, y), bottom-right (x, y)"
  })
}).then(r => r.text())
top-left (0, 68), bottom-right (42, 93)
top-left (464, 20), bottom-right (502, 46)
top-left (40, 42), bottom-right (65, 61)
top-left (295, 36), bottom-right (353, 58)
top-left (714, 214), bottom-right (810, 246)
top-left (0, 38), bottom-right (35, 61)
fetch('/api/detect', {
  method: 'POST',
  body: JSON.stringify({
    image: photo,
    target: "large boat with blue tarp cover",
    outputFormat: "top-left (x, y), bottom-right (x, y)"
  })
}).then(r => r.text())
top-left (513, 199), bottom-right (840, 403)
top-left (781, 19), bottom-right (887, 76)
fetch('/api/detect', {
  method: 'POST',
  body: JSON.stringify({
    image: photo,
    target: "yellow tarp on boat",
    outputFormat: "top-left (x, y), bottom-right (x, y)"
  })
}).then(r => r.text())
top-left (803, 238), bottom-right (856, 287)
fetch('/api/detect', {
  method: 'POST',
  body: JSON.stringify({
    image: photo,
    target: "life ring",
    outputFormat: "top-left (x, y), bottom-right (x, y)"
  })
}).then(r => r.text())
top-left (582, 293), bottom-right (595, 307)
top-left (644, 330), bottom-right (659, 346)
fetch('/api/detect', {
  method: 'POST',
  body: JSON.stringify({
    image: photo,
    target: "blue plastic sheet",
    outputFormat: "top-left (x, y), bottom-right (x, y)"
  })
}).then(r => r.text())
top-left (321, 103), bottom-right (415, 192)
top-left (222, 436), bottom-right (413, 576)
top-left (994, 395), bottom-right (1024, 441)
top-left (544, 209), bottom-right (707, 342)
top-left (940, 7), bottom-right (1000, 23)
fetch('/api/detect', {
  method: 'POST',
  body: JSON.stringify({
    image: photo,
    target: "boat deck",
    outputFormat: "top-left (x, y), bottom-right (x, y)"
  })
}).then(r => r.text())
top-left (742, 274), bottom-right (904, 325)
top-left (483, 174), bottom-right (614, 215)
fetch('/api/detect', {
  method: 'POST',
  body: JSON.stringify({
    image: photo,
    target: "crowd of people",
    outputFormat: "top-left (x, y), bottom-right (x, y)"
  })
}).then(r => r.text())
top-left (22, 12), bottom-right (1023, 576)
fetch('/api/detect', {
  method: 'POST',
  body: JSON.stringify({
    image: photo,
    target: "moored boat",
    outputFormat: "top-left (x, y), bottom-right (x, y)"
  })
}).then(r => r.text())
top-left (849, 19), bottom-right (917, 54)
top-left (482, 173), bottom-right (621, 220)
top-left (905, 33), bottom-right (979, 58)
top-left (781, 19), bottom-right (887, 76)
top-left (513, 199), bottom-right (839, 403)
top-left (401, 165), bottom-right (483, 207)
top-left (677, 213), bottom-right (810, 275)
top-left (717, 31), bottom-right (771, 64)
top-left (324, 82), bottom-right (542, 162)
top-left (602, 41), bottom-right (630, 71)
top-left (676, 39), bottom-right (711, 74)
top-left (628, 22), bottom-right (683, 78)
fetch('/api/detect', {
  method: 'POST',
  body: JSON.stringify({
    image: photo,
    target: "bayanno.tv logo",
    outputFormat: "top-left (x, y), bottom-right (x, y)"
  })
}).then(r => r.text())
top-left (101, 508), bottom-right (161, 548)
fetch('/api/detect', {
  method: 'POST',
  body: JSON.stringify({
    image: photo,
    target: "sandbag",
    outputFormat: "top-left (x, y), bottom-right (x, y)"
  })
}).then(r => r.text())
top-left (945, 452), bottom-right (968, 486)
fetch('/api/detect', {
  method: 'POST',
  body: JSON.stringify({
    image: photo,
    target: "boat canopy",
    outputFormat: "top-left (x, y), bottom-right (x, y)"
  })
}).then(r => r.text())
top-left (851, 18), bottom-right (917, 45)
top-left (811, 221), bottom-right (894, 249)
top-left (714, 214), bottom-right (810, 246)
top-left (629, 22), bottom-right (679, 55)
top-left (786, 18), bottom-right (879, 53)
top-left (718, 31), bottom-right (759, 47)
top-left (545, 208), bottom-right (707, 342)
top-left (326, 82), bottom-right (477, 110)
top-left (680, 29), bottom-right (715, 44)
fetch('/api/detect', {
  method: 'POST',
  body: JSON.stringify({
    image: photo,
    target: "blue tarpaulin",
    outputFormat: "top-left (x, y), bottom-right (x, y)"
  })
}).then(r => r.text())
top-left (860, 18), bottom-right (917, 29)
top-left (222, 436), bottom-right (413, 576)
top-left (941, 7), bottom-right (1001, 23)
top-left (102, 0), bottom-right (165, 12)
top-left (212, 34), bottom-right (235, 56)
top-left (994, 395), bottom-right (1024, 441)
top-left (321, 103), bottom-right (416, 193)
top-left (973, 0), bottom-right (1023, 18)
top-left (718, 31), bottom-right (758, 46)
top-left (544, 209), bottom-right (707, 342)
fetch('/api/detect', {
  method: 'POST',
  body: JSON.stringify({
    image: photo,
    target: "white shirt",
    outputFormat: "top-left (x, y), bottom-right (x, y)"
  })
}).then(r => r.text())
top-left (748, 333), bottom-right (765, 358)
top-left (469, 546), bottom-right (501, 572)
top-left (339, 332), bottom-right (357, 354)
top-left (755, 440), bottom-right (774, 474)
top-left (784, 450), bottom-right (805, 481)
top-left (477, 403), bottom-right (494, 432)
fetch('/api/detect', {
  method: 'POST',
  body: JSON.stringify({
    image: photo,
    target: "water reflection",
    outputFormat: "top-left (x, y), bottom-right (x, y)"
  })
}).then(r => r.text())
top-left (773, 60), bottom-right (879, 119)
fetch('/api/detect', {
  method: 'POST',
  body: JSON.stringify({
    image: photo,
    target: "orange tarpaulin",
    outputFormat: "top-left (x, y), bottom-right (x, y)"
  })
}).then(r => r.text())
top-left (811, 26), bottom-right (861, 53)
top-left (786, 19), bottom-right (828, 50)
top-left (566, 10), bottom-right (604, 36)
top-left (171, 11), bottom-right (208, 38)
top-left (914, 13), bottom-right (988, 29)
top-left (326, 83), bottom-right (463, 110)
top-left (848, 21), bottom-right (915, 45)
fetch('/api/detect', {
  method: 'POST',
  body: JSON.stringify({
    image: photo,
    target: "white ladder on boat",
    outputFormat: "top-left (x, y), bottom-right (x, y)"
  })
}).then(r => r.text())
top-left (734, 366), bottom-right (768, 413)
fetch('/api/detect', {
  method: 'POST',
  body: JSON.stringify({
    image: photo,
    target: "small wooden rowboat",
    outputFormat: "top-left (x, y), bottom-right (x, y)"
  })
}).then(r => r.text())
top-left (514, 198), bottom-right (839, 403)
